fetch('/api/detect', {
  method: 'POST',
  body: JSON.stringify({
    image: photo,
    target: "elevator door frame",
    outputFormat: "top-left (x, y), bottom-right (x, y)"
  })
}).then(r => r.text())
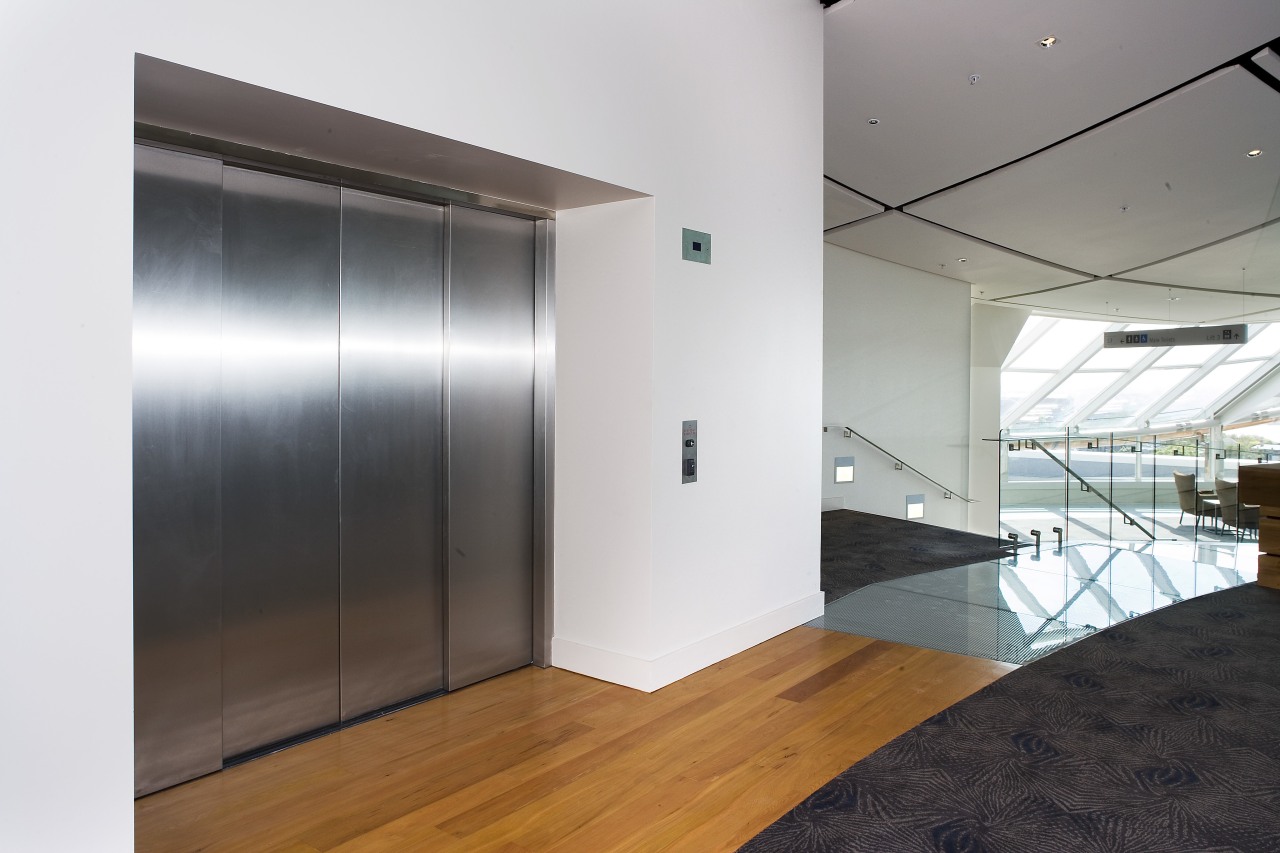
top-left (132, 137), bottom-right (556, 795)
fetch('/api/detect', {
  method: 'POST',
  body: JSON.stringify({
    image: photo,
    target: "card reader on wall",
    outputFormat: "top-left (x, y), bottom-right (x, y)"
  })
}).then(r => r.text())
top-left (682, 420), bottom-right (697, 484)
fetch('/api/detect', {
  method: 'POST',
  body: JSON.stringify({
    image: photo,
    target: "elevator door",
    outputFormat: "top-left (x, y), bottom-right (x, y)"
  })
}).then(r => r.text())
top-left (133, 146), bottom-right (224, 793)
top-left (339, 189), bottom-right (446, 721)
top-left (448, 206), bottom-right (536, 690)
top-left (220, 166), bottom-right (342, 759)
top-left (133, 145), bottom-right (538, 797)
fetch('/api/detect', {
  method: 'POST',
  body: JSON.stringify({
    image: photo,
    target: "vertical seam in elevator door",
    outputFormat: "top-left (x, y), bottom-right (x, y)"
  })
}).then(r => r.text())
top-left (441, 204), bottom-right (453, 691)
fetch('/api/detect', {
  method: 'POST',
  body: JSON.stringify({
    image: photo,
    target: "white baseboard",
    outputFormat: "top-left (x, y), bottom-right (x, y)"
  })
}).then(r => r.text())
top-left (551, 591), bottom-right (825, 692)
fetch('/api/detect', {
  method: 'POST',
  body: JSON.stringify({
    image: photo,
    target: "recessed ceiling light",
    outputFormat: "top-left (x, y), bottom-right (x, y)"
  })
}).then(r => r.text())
top-left (867, 118), bottom-right (880, 125)
top-left (1039, 35), bottom-right (1057, 48)
top-left (1247, 149), bottom-right (1263, 158)
top-left (957, 258), bottom-right (968, 263)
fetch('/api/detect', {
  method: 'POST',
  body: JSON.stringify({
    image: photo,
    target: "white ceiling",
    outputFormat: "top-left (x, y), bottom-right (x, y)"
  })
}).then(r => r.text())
top-left (823, 0), bottom-right (1280, 324)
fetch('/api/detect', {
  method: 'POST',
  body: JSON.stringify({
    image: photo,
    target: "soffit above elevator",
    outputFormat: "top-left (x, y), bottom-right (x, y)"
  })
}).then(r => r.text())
top-left (135, 54), bottom-right (647, 216)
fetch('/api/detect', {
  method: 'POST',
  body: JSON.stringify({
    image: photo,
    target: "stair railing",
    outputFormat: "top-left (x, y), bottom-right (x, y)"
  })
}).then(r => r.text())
top-left (836, 425), bottom-right (974, 503)
top-left (1021, 437), bottom-right (1155, 540)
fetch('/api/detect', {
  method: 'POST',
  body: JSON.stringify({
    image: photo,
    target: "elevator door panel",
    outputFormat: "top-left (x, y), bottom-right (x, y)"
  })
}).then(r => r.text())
top-left (220, 167), bottom-right (342, 758)
top-left (133, 146), bottom-right (224, 796)
top-left (448, 206), bottom-right (536, 690)
top-left (340, 190), bottom-right (446, 719)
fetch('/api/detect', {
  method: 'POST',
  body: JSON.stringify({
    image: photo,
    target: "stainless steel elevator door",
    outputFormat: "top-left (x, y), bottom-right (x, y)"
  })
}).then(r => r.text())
top-left (135, 147), bottom-right (544, 794)
top-left (220, 167), bottom-right (342, 758)
top-left (339, 190), bottom-right (446, 719)
top-left (133, 146), bottom-right (224, 796)
top-left (447, 206), bottom-right (536, 690)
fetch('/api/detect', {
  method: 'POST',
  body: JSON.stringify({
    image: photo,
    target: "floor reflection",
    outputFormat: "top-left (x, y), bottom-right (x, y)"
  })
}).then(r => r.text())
top-left (811, 540), bottom-right (1258, 664)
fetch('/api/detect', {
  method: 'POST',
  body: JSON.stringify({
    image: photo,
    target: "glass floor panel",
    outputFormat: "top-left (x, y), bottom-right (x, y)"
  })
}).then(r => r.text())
top-left (810, 541), bottom-right (1258, 665)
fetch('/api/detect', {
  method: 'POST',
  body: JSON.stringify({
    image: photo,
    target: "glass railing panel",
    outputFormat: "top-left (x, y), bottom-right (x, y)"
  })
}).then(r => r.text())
top-left (1064, 436), bottom-right (1118, 544)
top-left (1143, 436), bottom-right (1200, 540)
top-left (999, 431), bottom-right (1070, 546)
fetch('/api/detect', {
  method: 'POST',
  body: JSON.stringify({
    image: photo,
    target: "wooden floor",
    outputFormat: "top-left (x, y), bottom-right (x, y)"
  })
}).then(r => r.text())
top-left (135, 628), bottom-right (1015, 852)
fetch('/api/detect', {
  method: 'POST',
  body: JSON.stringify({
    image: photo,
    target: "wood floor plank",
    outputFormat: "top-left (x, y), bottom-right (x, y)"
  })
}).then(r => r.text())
top-left (775, 638), bottom-right (899, 702)
top-left (135, 627), bottom-right (1015, 853)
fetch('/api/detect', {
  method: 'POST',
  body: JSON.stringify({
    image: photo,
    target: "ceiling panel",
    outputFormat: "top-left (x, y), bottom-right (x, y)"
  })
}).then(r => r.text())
top-left (996, 278), bottom-right (1280, 323)
top-left (825, 0), bottom-right (1280, 207)
top-left (825, 212), bottom-right (1090, 293)
top-left (906, 68), bottom-right (1280, 276)
top-left (1218, 305), bottom-right (1280, 324)
top-left (1120, 219), bottom-right (1280, 293)
top-left (824, 179), bottom-right (883, 230)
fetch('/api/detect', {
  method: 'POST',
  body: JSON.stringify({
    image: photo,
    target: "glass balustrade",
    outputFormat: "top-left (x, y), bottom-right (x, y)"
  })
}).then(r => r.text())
top-left (998, 429), bottom-right (1265, 546)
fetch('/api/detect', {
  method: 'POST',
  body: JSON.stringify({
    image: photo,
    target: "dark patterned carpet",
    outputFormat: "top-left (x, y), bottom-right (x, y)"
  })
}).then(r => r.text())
top-left (822, 510), bottom-right (1011, 603)
top-left (741, 583), bottom-right (1280, 852)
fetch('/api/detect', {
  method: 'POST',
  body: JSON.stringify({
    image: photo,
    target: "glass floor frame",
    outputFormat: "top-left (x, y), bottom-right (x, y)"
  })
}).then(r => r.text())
top-left (809, 540), bottom-right (1258, 665)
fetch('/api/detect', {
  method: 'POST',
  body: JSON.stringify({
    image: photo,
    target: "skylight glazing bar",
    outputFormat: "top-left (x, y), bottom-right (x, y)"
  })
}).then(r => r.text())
top-left (1000, 329), bottom-right (1115, 429)
top-left (1068, 347), bottom-right (1169, 428)
top-left (1133, 346), bottom-right (1238, 427)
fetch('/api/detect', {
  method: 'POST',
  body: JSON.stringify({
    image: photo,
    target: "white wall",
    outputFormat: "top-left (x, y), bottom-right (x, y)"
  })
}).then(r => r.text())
top-left (823, 244), bottom-right (972, 530)
top-left (968, 303), bottom-right (1032, 535)
top-left (0, 3), bottom-right (823, 848)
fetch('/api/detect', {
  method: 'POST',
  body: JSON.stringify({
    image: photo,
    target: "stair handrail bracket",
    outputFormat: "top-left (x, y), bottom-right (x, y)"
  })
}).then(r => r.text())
top-left (838, 426), bottom-right (975, 503)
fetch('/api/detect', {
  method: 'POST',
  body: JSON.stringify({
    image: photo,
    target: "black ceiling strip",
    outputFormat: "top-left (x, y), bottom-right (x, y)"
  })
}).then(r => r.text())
top-left (1107, 276), bottom-right (1280, 300)
top-left (1109, 215), bottom-right (1280, 279)
top-left (1241, 39), bottom-right (1280, 96)
top-left (986, 278), bottom-right (1102, 303)
top-left (824, 209), bottom-right (892, 235)
top-left (823, 174), bottom-right (892, 211)
top-left (897, 212), bottom-right (1097, 279)
top-left (989, 297), bottom-right (1147, 324)
top-left (894, 40), bottom-right (1280, 211)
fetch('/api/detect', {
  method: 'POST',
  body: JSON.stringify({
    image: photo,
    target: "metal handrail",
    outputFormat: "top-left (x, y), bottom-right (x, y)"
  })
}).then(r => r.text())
top-left (1021, 438), bottom-right (1156, 540)
top-left (837, 425), bottom-right (974, 503)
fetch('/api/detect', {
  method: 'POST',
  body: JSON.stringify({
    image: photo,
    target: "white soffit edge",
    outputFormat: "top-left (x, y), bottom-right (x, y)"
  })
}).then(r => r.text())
top-left (824, 0), bottom-right (1280, 207)
top-left (906, 67), bottom-right (1280, 276)
top-left (1255, 47), bottom-right (1280, 83)
top-left (134, 55), bottom-right (646, 212)
top-left (997, 278), bottom-right (1280, 324)
top-left (824, 179), bottom-right (883, 230)
top-left (825, 211), bottom-right (1090, 293)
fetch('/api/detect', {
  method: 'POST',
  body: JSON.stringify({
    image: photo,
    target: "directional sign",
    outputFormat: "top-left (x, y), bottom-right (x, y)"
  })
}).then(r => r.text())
top-left (1103, 324), bottom-right (1247, 348)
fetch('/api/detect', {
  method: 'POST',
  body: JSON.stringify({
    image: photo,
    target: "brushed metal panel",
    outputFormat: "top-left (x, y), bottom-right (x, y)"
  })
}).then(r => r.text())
top-left (133, 145), bottom-right (224, 796)
top-left (447, 206), bottom-right (536, 690)
top-left (221, 166), bottom-right (341, 757)
top-left (339, 190), bottom-right (445, 719)
top-left (532, 219), bottom-right (555, 668)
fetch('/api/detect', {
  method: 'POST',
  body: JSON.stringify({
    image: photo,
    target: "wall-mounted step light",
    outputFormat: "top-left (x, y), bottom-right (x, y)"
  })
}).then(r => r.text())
top-left (834, 456), bottom-right (855, 483)
top-left (906, 494), bottom-right (925, 520)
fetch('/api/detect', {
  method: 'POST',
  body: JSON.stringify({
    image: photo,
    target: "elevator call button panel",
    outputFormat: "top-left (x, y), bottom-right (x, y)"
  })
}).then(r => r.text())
top-left (682, 420), bottom-right (697, 484)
